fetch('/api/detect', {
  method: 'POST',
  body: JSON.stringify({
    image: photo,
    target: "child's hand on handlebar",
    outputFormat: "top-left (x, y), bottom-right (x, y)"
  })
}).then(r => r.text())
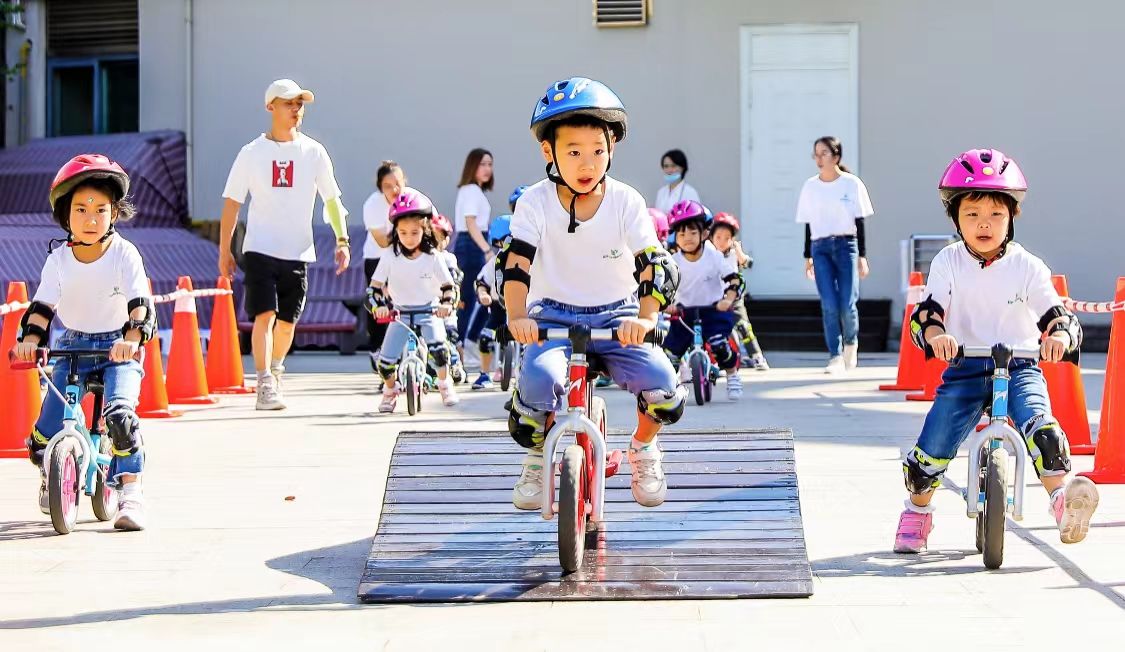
top-left (478, 292), bottom-right (492, 307)
top-left (435, 304), bottom-right (453, 318)
top-left (109, 339), bottom-right (139, 363)
top-left (375, 306), bottom-right (390, 320)
top-left (11, 342), bottom-right (40, 363)
top-left (928, 333), bottom-right (959, 361)
top-left (1041, 332), bottom-right (1069, 363)
top-left (508, 317), bottom-right (539, 345)
top-left (617, 317), bottom-right (655, 346)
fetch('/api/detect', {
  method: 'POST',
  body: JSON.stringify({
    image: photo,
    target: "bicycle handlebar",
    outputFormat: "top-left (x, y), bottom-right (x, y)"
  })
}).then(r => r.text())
top-left (954, 344), bottom-right (1040, 368)
top-left (537, 327), bottom-right (661, 346)
top-left (8, 347), bottom-right (142, 371)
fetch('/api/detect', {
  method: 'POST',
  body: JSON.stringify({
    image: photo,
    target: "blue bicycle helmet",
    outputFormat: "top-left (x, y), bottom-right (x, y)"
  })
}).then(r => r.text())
top-left (530, 77), bottom-right (627, 143)
top-left (488, 214), bottom-right (512, 245)
top-left (508, 185), bottom-right (529, 212)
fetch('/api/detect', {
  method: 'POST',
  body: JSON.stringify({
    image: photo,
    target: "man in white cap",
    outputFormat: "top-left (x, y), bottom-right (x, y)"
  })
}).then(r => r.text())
top-left (218, 79), bottom-right (351, 410)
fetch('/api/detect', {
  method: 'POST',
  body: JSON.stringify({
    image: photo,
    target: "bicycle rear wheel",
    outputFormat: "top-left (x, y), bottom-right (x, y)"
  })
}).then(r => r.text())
top-left (91, 435), bottom-right (119, 522)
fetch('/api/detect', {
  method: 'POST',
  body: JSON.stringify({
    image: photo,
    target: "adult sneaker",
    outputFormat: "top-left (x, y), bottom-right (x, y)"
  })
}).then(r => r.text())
top-left (627, 445), bottom-right (667, 507)
top-left (379, 383), bottom-right (400, 413)
top-left (1052, 477), bottom-right (1099, 544)
top-left (114, 484), bottom-right (147, 531)
top-left (824, 356), bottom-right (845, 374)
top-left (727, 373), bottom-right (743, 400)
top-left (843, 343), bottom-right (859, 370)
top-left (439, 379), bottom-right (460, 406)
top-left (512, 453), bottom-right (545, 510)
top-left (256, 376), bottom-right (286, 410)
top-left (893, 509), bottom-right (933, 553)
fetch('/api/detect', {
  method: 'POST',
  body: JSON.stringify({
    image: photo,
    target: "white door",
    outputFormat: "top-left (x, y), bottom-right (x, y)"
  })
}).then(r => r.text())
top-left (740, 24), bottom-right (858, 297)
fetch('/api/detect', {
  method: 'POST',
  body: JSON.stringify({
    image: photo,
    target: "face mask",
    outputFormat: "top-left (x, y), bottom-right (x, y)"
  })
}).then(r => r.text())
top-left (664, 172), bottom-right (682, 184)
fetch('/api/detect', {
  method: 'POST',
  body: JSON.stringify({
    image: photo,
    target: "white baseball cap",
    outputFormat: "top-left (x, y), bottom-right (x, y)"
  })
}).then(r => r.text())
top-left (264, 79), bottom-right (315, 107)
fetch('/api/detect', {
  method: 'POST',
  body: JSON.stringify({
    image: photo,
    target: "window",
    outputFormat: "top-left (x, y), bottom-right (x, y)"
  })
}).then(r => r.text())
top-left (46, 0), bottom-right (138, 136)
top-left (594, 0), bottom-right (649, 28)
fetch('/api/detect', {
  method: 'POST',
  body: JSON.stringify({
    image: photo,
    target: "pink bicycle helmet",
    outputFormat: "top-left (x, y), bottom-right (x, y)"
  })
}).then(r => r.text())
top-left (648, 207), bottom-right (669, 241)
top-left (388, 190), bottom-right (434, 223)
top-left (938, 148), bottom-right (1027, 207)
top-left (712, 212), bottom-right (740, 235)
top-left (667, 200), bottom-right (709, 231)
top-left (431, 213), bottom-right (453, 236)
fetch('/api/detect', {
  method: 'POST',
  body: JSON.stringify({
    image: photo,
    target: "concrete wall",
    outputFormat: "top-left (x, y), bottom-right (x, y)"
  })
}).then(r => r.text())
top-left (136, 0), bottom-right (1123, 323)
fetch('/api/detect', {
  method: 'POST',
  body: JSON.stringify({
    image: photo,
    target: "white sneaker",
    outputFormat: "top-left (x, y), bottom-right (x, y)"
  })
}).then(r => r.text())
top-left (270, 362), bottom-right (285, 390)
top-left (753, 353), bottom-right (770, 371)
top-left (439, 379), bottom-right (460, 406)
top-left (512, 453), bottom-right (545, 510)
top-left (727, 373), bottom-right (743, 400)
top-left (379, 384), bottom-right (400, 413)
top-left (256, 376), bottom-right (286, 410)
top-left (678, 360), bottom-right (691, 384)
top-left (843, 343), bottom-right (859, 370)
top-left (824, 356), bottom-right (845, 374)
top-left (627, 444), bottom-right (667, 507)
top-left (114, 484), bottom-right (146, 531)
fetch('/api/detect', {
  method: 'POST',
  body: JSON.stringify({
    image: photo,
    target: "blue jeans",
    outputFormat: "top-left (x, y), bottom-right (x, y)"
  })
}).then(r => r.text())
top-left (32, 329), bottom-right (145, 484)
top-left (379, 305), bottom-right (446, 364)
top-left (518, 299), bottom-right (679, 413)
top-left (454, 233), bottom-right (487, 342)
top-left (663, 306), bottom-right (737, 361)
top-left (811, 236), bottom-right (859, 356)
top-left (910, 358), bottom-right (1065, 482)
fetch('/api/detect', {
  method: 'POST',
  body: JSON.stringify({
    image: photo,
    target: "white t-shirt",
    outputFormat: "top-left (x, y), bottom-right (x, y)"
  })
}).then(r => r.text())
top-left (33, 236), bottom-right (150, 334)
top-left (673, 241), bottom-right (738, 307)
top-left (923, 242), bottom-right (1063, 349)
top-left (794, 172), bottom-right (874, 239)
top-left (654, 181), bottom-right (701, 214)
top-left (438, 250), bottom-right (460, 282)
top-left (371, 251), bottom-right (454, 307)
top-left (511, 177), bottom-right (660, 307)
top-left (454, 184), bottom-right (491, 234)
top-left (362, 186), bottom-right (418, 259)
top-left (222, 133), bottom-right (342, 262)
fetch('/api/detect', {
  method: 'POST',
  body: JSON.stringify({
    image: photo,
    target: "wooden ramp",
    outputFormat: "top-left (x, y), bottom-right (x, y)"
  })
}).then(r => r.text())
top-left (359, 429), bottom-right (814, 602)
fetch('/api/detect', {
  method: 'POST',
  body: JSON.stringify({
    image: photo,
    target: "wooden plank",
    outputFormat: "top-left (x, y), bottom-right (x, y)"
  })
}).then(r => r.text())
top-left (375, 517), bottom-right (803, 536)
top-left (382, 486), bottom-right (799, 504)
top-left (379, 499), bottom-right (799, 515)
top-left (395, 429), bottom-right (793, 441)
top-left (365, 553), bottom-right (811, 568)
top-left (389, 450), bottom-right (793, 466)
top-left (358, 579), bottom-right (814, 602)
top-left (378, 509), bottom-right (800, 525)
top-left (372, 529), bottom-right (806, 544)
top-left (392, 439), bottom-right (795, 455)
top-left (362, 568), bottom-right (812, 584)
top-left (388, 460), bottom-right (796, 478)
top-left (369, 542), bottom-right (808, 557)
top-left (385, 473), bottom-right (797, 492)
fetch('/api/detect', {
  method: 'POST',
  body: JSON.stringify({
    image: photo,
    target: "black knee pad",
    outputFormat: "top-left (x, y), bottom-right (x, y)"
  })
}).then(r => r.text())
top-left (1024, 418), bottom-right (1072, 477)
top-left (104, 404), bottom-right (141, 456)
top-left (708, 334), bottom-right (738, 370)
top-left (377, 358), bottom-right (398, 381)
top-left (637, 387), bottom-right (687, 425)
top-left (478, 328), bottom-right (497, 354)
top-left (505, 391), bottom-right (547, 450)
top-left (902, 446), bottom-right (949, 495)
top-left (428, 342), bottom-right (449, 367)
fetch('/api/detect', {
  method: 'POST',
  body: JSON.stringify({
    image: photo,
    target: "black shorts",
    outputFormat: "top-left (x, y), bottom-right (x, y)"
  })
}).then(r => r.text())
top-left (242, 251), bottom-right (308, 323)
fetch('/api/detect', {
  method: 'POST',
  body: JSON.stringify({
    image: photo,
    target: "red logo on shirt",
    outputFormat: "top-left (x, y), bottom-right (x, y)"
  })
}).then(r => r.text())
top-left (272, 160), bottom-right (293, 188)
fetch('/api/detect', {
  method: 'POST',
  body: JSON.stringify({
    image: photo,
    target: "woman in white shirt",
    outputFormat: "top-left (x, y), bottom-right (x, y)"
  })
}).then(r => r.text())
top-left (453, 147), bottom-right (494, 346)
top-left (653, 149), bottom-right (701, 214)
top-left (361, 160), bottom-right (410, 367)
top-left (795, 137), bottom-right (874, 374)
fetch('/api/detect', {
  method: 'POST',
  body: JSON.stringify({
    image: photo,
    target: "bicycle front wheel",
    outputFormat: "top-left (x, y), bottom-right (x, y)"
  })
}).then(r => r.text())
top-left (48, 438), bottom-right (81, 535)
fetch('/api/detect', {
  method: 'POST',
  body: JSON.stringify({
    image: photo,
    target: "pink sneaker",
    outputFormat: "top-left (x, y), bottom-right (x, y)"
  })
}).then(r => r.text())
top-left (1051, 477), bottom-right (1099, 544)
top-left (893, 509), bottom-right (934, 553)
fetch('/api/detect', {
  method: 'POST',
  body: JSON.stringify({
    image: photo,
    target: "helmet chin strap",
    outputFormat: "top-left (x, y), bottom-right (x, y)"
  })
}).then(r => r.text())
top-left (546, 126), bottom-right (613, 234)
top-left (957, 222), bottom-right (1013, 269)
top-left (48, 225), bottom-right (116, 254)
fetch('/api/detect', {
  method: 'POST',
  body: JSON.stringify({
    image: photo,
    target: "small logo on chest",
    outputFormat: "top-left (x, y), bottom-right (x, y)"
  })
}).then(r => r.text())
top-left (110, 286), bottom-right (125, 298)
top-left (272, 160), bottom-right (293, 188)
top-left (603, 249), bottom-right (623, 259)
top-left (1008, 293), bottom-right (1027, 305)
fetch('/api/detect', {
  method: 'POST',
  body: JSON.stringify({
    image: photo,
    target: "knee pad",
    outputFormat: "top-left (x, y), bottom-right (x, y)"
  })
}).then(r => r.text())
top-left (735, 320), bottom-right (754, 342)
top-left (1023, 417), bottom-right (1072, 477)
top-left (428, 342), bottom-right (449, 367)
top-left (902, 446), bottom-right (950, 495)
top-left (104, 404), bottom-right (141, 456)
top-left (637, 386), bottom-right (687, 425)
top-left (376, 358), bottom-right (398, 381)
top-left (505, 391), bottom-right (548, 449)
top-left (708, 335), bottom-right (738, 370)
top-left (478, 328), bottom-right (497, 353)
top-left (27, 428), bottom-right (50, 466)
top-left (446, 325), bottom-right (461, 345)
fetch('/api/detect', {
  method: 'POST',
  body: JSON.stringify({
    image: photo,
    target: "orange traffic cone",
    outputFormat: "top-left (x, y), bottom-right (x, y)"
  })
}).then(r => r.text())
top-left (881, 271), bottom-right (927, 391)
top-left (1080, 277), bottom-right (1125, 483)
top-left (906, 357), bottom-right (947, 402)
top-left (206, 276), bottom-right (253, 394)
top-left (137, 332), bottom-right (183, 418)
top-left (0, 282), bottom-right (43, 458)
top-left (1040, 275), bottom-right (1094, 454)
top-left (165, 277), bottom-right (217, 405)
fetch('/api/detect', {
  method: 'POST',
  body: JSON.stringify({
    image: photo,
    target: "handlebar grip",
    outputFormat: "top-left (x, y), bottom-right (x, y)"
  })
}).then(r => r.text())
top-left (8, 347), bottom-right (48, 371)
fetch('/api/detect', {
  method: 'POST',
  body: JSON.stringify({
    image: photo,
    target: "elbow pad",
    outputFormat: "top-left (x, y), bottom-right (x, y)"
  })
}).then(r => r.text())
top-left (17, 301), bottom-right (56, 343)
top-left (122, 297), bottom-right (157, 344)
top-left (909, 296), bottom-right (946, 358)
top-left (634, 246), bottom-right (680, 308)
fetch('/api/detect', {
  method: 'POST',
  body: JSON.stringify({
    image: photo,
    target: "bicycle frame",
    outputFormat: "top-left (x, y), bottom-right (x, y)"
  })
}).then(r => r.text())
top-left (391, 310), bottom-right (436, 382)
top-left (962, 345), bottom-right (1036, 521)
top-left (36, 364), bottom-right (112, 497)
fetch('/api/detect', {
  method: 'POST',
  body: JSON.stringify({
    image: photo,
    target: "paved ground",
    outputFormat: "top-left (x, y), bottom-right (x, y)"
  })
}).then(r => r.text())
top-left (1, 351), bottom-right (1122, 650)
